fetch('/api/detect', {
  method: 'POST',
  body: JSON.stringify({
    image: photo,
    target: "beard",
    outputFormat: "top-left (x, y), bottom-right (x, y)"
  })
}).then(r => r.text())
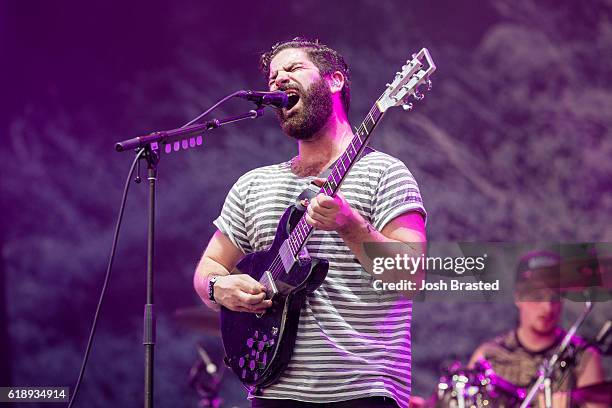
top-left (276, 77), bottom-right (333, 140)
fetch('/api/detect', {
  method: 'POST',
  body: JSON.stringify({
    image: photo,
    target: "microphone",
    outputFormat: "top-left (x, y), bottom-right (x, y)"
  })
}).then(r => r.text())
top-left (236, 90), bottom-right (288, 108)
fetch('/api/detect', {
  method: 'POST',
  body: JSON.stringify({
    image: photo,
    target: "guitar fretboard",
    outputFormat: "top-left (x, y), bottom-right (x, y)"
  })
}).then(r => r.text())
top-left (285, 102), bottom-right (385, 258)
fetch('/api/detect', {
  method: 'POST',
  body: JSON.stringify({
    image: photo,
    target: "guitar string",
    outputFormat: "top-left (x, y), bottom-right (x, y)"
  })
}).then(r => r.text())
top-left (262, 111), bottom-right (380, 284)
top-left (262, 99), bottom-right (390, 284)
top-left (263, 124), bottom-right (366, 281)
top-left (261, 119), bottom-right (374, 287)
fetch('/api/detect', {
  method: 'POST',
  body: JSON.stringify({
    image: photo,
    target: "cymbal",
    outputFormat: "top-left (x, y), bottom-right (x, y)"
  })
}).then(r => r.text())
top-left (571, 381), bottom-right (612, 405)
top-left (516, 256), bottom-right (612, 299)
top-left (173, 306), bottom-right (220, 335)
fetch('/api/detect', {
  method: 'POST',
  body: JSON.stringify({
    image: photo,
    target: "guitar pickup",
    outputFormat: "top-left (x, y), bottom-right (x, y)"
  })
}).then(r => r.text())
top-left (262, 271), bottom-right (278, 298)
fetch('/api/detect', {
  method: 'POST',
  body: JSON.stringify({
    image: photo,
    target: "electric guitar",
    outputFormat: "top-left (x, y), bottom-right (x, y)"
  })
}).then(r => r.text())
top-left (220, 48), bottom-right (436, 391)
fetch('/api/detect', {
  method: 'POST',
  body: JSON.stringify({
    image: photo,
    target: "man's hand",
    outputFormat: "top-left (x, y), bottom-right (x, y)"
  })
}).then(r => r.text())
top-left (304, 178), bottom-right (357, 232)
top-left (213, 274), bottom-right (272, 313)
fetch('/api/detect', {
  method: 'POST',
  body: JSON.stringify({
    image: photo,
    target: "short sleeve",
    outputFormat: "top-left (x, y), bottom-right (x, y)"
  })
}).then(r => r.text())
top-left (371, 160), bottom-right (427, 231)
top-left (213, 179), bottom-right (253, 254)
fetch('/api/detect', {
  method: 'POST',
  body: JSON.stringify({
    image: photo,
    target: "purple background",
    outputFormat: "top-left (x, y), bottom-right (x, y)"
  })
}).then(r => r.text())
top-left (2, 0), bottom-right (611, 406)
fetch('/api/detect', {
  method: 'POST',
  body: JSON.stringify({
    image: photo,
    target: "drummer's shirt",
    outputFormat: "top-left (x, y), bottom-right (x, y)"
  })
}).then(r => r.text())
top-left (476, 329), bottom-right (590, 402)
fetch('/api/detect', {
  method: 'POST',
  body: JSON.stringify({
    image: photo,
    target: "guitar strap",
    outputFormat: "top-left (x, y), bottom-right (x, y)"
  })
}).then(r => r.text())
top-left (295, 146), bottom-right (375, 211)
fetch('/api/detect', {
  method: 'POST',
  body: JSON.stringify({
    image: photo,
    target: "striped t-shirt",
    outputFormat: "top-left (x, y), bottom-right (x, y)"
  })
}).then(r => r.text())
top-left (214, 151), bottom-right (426, 408)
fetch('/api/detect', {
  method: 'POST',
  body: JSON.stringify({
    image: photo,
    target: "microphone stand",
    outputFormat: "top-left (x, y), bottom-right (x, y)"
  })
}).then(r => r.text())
top-left (115, 105), bottom-right (266, 408)
top-left (519, 299), bottom-right (594, 408)
top-left (116, 107), bottom-right (265, 152)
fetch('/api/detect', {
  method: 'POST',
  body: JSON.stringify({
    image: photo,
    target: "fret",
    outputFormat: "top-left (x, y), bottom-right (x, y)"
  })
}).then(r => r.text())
top-left (348, 138), bottom-right (357, 158)
top-left (333, 166), bottom-right (344, 184)
top-left (296, 223), bottom-right (304, 244)
top-left (291, 101), bottom-right (385, 260)
top-left (288, 236), bottom-right (297, 253)
top-left (366, 112), bottom-right (375, 130)
top-left (355, 131), bottom-right (363, 145)
top-left (292, 234), bottom-right (301, 251)
top-left (300, 223), bottom-right (310, 241)
top-left (332, 169), bottom-right (340, 185)
top-left (339, 154), bottom-right (348, 172)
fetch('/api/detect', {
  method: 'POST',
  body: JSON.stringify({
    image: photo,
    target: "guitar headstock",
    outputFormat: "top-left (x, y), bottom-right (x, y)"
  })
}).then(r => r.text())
top-left (376, 48), bottom-right (436, 113)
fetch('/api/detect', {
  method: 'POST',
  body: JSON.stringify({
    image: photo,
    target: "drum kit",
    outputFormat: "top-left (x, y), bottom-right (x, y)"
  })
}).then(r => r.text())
top-left (172, 306), bottom-right (236, 408)
top-left (174, 305), bottom-right (611, 408)
top-left (431, 359), bottom-right (526, 408)
top-left (430, 359), bottom-right (611, 408)
top-left (174, 254), bottom-right (611, 407)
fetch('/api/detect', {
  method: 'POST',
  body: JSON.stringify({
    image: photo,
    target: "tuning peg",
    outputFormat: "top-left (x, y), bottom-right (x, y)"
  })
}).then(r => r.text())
top-left (426, 79), bottom-right (432, 91)
top-left (413, 89), bottom-right (425, 100)
top-left (402, 102), bottom-right (414, 111)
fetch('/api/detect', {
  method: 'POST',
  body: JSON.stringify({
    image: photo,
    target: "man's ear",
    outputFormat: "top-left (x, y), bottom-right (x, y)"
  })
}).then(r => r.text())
top-left (328, 71), bottom-right (345, 94)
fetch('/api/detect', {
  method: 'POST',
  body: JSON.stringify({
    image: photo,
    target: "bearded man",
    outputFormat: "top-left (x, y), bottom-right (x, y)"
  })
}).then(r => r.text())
top-left (194, 38), bottom-right (427, 408)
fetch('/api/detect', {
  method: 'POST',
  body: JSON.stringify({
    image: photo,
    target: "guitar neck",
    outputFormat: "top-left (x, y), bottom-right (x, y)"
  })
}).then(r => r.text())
top-left (287, 102), bottom-right (385, 256)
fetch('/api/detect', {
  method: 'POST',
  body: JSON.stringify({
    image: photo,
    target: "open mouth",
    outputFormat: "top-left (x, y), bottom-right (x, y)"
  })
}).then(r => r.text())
top-left (286, 93), bottom-right (300, 111)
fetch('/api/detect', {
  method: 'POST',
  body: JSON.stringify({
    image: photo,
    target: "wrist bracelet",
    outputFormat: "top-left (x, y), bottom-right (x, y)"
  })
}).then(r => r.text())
top-left (208, 275), bottom-right (219, 304)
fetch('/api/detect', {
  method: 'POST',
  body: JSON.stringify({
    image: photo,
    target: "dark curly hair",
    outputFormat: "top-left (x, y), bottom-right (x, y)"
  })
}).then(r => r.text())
top-left (260, 37), bottom-right (351, 114)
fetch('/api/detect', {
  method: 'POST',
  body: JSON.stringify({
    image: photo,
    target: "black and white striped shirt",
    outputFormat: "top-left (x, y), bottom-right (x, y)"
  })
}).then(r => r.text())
top-left (214, 151), bottom-right (426, 408)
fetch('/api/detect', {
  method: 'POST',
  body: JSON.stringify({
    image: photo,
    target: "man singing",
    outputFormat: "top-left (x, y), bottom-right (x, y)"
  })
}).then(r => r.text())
top-left (194, 38), bottom-right (427, 408)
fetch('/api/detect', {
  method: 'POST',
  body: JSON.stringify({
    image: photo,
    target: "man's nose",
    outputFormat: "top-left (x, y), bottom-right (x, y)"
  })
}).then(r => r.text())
top-left (274, 73), bottom-right (290, 89)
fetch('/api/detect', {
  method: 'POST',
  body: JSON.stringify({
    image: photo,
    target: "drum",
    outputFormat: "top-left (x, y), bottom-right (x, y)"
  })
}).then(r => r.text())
top-left (432, 360), bottom-right (525, 408)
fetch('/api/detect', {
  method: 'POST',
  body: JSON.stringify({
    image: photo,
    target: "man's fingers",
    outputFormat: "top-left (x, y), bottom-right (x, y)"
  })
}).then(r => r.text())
top-left (310, 201), bottom-right (336, 216)
top-left (305, 213), bottom-right (321, 228)
top-left (235, 299), bottom-right (272, 313)
top-left (241, 291), bottom-right (266, 305)
top-left (316, 194), bottom-right (339, 209)
top-left (308, 209), bottom-right (331, 225)
top-left (311, 177), bottom-right (327, 187)
top-left (237, 274), bottom-right (266, 294)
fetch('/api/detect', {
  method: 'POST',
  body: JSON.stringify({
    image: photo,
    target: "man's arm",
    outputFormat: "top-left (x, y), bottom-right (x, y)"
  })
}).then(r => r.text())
top-left (194, 230), bottom-right (272, 313)
top-left (336, 209), bottom-right (426, 276)
top-left (575, 347), bottom-right (605, 408)
top-left (467, 345), bottom-right (487, 369)
top-left (305, 186), bottom-right (426, 293)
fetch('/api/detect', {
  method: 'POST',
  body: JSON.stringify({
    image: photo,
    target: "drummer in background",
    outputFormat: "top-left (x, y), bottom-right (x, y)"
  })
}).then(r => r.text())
top-left (468, 250), bottom-right (605, 407)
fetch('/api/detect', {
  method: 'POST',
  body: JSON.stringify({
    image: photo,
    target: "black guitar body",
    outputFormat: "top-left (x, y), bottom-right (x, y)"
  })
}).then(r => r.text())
top-left (220, 205), bottom-right (329, 390)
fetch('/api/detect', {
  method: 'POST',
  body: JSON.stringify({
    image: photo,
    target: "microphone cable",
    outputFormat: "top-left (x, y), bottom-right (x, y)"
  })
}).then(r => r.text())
top-left (67, 90), bottom-right (243, 407)
top-left (67, 147), bottom-right (144, 408)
